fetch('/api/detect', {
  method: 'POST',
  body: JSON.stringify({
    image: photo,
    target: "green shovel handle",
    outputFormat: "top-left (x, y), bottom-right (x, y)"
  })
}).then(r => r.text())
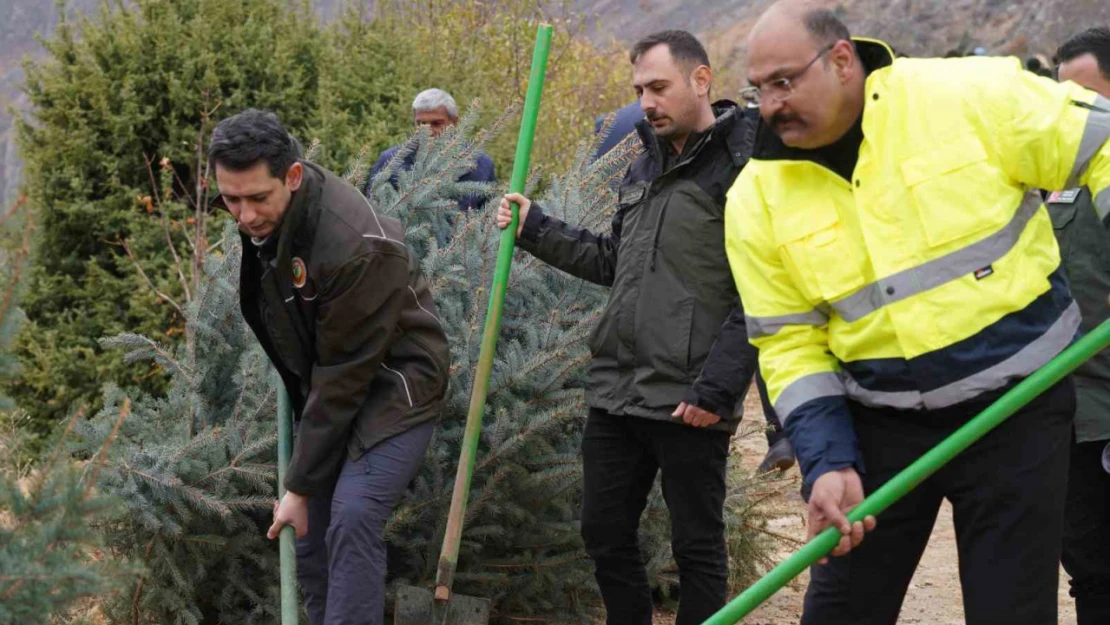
top-left (276, 378), bottom-right (298, 625)
top-left (433, 23), bottom-right (554, 600)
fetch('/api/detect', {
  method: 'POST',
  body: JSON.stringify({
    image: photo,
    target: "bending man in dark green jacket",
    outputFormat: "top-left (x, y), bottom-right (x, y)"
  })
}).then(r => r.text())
top-left (210, 109), bottom-right (450, 625)
top-left (497, 31), bottom-right (762, 625)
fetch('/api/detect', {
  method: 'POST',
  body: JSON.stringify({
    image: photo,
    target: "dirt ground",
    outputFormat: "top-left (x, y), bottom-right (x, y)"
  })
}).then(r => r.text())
top-left (718, 393), bottom-right (1079, 625)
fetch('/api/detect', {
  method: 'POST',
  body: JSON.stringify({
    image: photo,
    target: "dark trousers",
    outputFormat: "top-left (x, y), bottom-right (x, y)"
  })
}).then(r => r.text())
top-left (580, 409), bottom-right (731, 625)
top-left (1062, 435), bottom-right (1110, 625)
top-left (802, 378), bottom-right (1075, 625)
top-left (295, 421), bottom-right (434, 625)
top-left (756, 372), bottom-right (786, 446)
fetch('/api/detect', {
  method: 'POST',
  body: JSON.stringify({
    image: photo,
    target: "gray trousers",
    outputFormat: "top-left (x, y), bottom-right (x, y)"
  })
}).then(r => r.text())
top-left (295, 421), bottom-right (434, 625)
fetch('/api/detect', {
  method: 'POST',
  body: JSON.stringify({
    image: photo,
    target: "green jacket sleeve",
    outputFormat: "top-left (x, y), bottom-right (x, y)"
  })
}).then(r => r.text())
top-left (516, 200), bottom-right (625, 287)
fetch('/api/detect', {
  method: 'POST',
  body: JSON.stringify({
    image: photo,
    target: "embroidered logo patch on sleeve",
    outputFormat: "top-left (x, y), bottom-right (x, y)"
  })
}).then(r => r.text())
top-left (974, 265), bottom-right (994, 280)
top-left (291, 257), bottom-right (307, 289)
top-left (1046, 189), bottom-right (1081, 205)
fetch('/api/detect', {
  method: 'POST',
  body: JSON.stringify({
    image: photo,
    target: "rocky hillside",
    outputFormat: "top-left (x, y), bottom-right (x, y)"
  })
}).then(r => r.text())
top-left (2, 0), bottom-right (1110, 205)
top-left (575, 0), bottom-right (1110, 69)
top-left (0, 0), bottom-right (100, 206)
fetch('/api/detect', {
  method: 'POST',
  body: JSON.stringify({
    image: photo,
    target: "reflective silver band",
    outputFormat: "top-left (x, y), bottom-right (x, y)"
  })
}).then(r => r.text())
top-left (775, 372), bottom-right (846, 422)
top-left (831, 191), bottom-right (1042, 322)
top-left (746, 308), bottom-right (830, 339)
top-left (842, 300), bottom-right (1080, 411)
top-left (1066, 94), bottom-right (1110, 189)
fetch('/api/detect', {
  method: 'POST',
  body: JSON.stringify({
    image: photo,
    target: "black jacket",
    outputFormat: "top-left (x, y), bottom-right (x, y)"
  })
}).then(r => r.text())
top-left (239, 162), bottom-right (450, 495)
top-left (1048, 186), bottom-right (1110, 443)
top-left (517, 102), bottom-right (760, 431)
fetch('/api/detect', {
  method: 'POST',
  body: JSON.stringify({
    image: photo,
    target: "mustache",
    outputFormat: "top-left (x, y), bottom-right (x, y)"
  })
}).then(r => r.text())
top-left (771, 113), bottom-right (802, 128)
top-left (645, 110), bottom-right (666, 122)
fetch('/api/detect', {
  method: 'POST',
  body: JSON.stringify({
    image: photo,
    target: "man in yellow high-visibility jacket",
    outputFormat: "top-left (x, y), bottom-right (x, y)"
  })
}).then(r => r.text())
top-left (725, 2), bottom-right (1110, 624)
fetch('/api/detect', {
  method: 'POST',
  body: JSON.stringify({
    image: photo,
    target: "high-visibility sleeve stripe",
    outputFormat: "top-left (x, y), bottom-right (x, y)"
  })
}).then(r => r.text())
top-left (831, 191), bottom-right (1041, 322)
top-left (774, 372), bottom-right (846, 422)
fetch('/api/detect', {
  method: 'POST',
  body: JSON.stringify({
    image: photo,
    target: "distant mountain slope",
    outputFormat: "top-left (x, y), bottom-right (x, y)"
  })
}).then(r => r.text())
top-left (573, 0), bottom-right (1110, 72)
top-left (0, 0), bottom-right (101, 205)
top-left (3, 0), bottom-right (1109, 205)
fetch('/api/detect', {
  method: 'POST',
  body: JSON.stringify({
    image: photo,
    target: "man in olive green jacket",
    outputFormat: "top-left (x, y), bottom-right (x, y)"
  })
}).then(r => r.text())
top-left (498, 30), bottom-right (763, 625)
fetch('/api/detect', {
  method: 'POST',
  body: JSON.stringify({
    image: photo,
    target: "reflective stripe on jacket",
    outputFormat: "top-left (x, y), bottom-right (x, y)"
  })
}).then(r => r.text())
top-left (725, 38), bottom-right (1110, 483)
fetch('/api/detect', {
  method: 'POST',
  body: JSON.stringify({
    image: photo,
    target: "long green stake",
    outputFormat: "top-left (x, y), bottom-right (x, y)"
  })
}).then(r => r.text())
top-left (276, 377), bottom-right (298, 625)
top-left (705, 316), bottom-right (1110, 625)
top-left (433, 23), bottom-right (554, 601)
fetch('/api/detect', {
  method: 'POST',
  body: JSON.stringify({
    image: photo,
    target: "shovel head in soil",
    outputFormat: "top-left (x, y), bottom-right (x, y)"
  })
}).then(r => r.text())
top-left (394, 586), bottom-right (489, 625)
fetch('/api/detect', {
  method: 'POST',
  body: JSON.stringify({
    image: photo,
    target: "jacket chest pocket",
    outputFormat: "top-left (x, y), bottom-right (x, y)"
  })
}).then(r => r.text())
top-left (1049, 203), bottom-right (1078, 261)
top-left (900, 136), bottom-right (1003, 248)
top-left (773, 201), bottom-right (865, 303)
top-left (616, 181), bottom-right (650, 250)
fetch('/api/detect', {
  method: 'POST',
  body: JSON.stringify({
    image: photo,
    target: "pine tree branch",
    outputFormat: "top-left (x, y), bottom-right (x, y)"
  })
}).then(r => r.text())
top-left (131, 535), bottom-right (158, 625)
top-left (528, 353), bottom-right (591, 399)
top-left (120, 238), bottom-right (185, 317)
top-left (144, 152), bottom-right (193, 305)
top-left (83, 399), bottom-right (129, 499)
top-left (0, 193), bottom-right (27, 229)
top-left (478, 553), bottom-right (589, 570)
top-left (120, 463), bottom-right (233, 519)
top-left (169, 425), bottom-right (222, 465)
top-left (0, 208), bottom-right (34, 332)
top-left (743, 521), bottom-right (806, 547)
top-left (193, 96), bottom-right (215, 298)
top-left (230, 432), bottom-right (278, 467)
top-left (41, 407), bottom-right (84, 475)
top-left (197, 461), bottom-right (274, 488)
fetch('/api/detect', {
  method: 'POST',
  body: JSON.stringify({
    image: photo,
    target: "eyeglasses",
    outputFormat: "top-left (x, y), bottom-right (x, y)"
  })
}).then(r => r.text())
top-left (739, 43), bottom-right (836, 108)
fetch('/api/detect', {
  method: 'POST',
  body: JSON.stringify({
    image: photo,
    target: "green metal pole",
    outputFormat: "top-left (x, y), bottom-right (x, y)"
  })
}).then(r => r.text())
top-left (705, 317), bottom-right (1110, 625)
top-left (433, 23), bottom-right (554, 601)
top-left (276, 375), bottom-right (298, 625)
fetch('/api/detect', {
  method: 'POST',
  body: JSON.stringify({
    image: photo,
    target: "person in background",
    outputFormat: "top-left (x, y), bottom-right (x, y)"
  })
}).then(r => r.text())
top-left (1027, 53), bottom-right (1055, 78)
top-left (366, 88), bottom-right (496, 212)
top-left (1052, 26), bottom-right (1110, 625)
top-left (593, 101), bottom-right (644, 159)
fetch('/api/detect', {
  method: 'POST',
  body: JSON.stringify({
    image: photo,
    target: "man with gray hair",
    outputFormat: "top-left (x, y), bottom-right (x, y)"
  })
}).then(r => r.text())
top-left (366, 88), bottom-right (496, 211)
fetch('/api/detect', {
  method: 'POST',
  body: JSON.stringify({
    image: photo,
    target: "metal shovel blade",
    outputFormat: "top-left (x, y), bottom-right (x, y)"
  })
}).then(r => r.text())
top-left (394, 585), bottom-right (490, 625)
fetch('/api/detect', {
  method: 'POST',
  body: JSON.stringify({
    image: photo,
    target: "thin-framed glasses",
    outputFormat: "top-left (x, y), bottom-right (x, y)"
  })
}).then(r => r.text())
top-left (739, 43), bottom-right (837, 108)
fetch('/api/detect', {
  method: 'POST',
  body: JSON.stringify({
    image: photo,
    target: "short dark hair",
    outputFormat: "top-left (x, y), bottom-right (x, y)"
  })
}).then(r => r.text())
top-left (629, 30), bottom-right (710, 70)
top-left (208, 109), bottom-right (299, 178)
top-left (1056, 27), bottom-right (1110, 80)
top-left (802, 8), bottom-right (851, 48)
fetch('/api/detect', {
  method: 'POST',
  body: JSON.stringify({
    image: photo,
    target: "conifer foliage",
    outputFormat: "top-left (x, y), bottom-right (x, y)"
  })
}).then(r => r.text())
top-left (0, 198), bottom-right (123, 625)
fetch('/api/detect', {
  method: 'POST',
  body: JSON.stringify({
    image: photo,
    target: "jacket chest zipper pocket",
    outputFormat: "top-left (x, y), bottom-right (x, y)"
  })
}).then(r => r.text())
top-left (617, 181), bottom-right (650, 247)
top-left (773, 200), bottom-right (865, 303)
top-left (900, 136), bottom-right (1001, 248)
